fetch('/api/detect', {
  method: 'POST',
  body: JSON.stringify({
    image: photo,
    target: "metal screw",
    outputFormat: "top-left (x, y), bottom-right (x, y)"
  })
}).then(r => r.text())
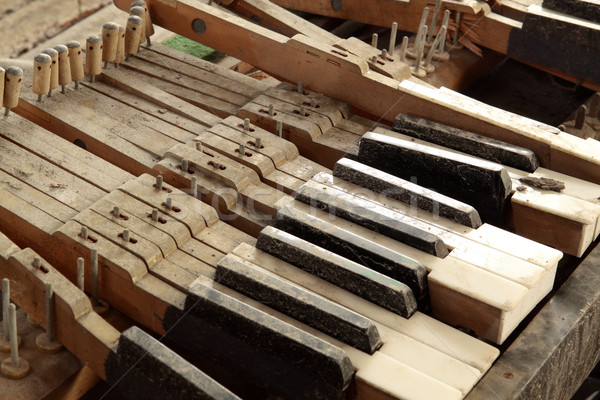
top-left (243, 118), bottom-right (250, 131)
top-left (165, 197), bottom-right (173, 210)
top-left (81, 226), bottom-right (88, 240)
top-left (239, 143), bottom-right (245, 155)
top-left (268, 104), bottom-right (274, 116)
top-left (151, 208), bottom-right (158, 222)
top-left (112, 206), bottom-right (120, 218)
top-left (122, 229), bottom-right (130, 242)
top-left (181, 159), bottom-right (189, 172)
top-left (255, 137), bottom-right (262, 148)
top-left (155, 175), bottom-right (163, 191)
top-left (33, 257), bottom-right (41, 269)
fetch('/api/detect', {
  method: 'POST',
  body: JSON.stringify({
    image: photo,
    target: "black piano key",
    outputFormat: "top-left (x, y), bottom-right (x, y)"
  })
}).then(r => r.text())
top-left (215, 255), bottom-right (383, 354)
top-left (333, 157), bottom-right (482, 228)
top-left (356, 131), bottom-right (512, 222)
top-left (294, 181), bottom-right (449, 258)
top-left (256, 226), bottom-right (418, 318)
top-left (164, 280), bottom-right (354, 399)
top-left (393, 113), bottom-right (540, 172)
top-left (274, 206), bottom-right (429, 308)
top-left (105, 326), bottom-right (240, 400)
top-left (542, 0), bottom-right (600, 22)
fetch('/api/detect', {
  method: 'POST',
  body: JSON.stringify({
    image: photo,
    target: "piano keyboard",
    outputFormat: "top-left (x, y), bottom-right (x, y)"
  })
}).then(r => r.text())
top-left (1, 3), bottom-right (599, 399)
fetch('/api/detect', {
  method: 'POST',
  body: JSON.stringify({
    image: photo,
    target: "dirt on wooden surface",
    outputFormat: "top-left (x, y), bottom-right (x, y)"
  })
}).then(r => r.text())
top-left (0, 0), bottom-right (111, 58)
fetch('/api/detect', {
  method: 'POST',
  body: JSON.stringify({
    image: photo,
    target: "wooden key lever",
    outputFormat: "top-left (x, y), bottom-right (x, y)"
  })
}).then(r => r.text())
top-left (0, 244), bottom-right (240, 399)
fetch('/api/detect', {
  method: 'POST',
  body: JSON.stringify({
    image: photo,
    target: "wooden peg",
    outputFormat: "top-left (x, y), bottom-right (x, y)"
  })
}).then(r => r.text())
top-left (115, 24), bottom-right (125, 66)
top-left (85, 35), bottom-right (103, 83)
top-left (125, 15), bottom-right (144, 59)
top-left (54, 45), bottom-right (71, 94)
top-left (0, 67), bottom-right (4, 110)
top-left (35, 283), bottom-right (63, 353)
top-left (131, 0), bottom-right (154, 46)
top-left (3, 66), bottom-right (22, 116)
top-left (130, 6), bottom-right (147, 47)
top-left (102, 22), bottom-right (119, 67)
top-left (41, 48), bottom-right (59, 97)
top-left (33, 53), bottom-right (52, 102)
top-left (0, 304), bottom-right (30, 379)
top-left (66, 40), bottom-right (84, 89)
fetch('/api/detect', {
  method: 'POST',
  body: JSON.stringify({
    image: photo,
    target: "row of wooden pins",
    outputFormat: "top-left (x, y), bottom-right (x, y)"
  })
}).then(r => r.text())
top-left (31, 0), bottom-right (155, 101)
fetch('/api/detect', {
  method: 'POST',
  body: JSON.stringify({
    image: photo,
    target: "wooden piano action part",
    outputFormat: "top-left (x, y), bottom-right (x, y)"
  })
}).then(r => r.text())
top-left (0, 0), bottom-right (599, 398)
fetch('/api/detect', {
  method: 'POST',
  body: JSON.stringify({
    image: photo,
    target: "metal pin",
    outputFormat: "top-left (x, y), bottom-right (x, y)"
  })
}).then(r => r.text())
top-left (243, 118), bottom-right (250, 131)
top-left (453, 12), bottom-right (462, 45)
top-left (276, 120), bottom-right (283, 137)
top-left (165, 197), bottom-right (173, 210)
top-left (151, 208), bottom-right (158, 222)
top-left (381, 48), bottom-right (388, 59)
top-left (576, 105), bottom-right (587, 129)
top-left (112, 206), bottom-right (120, 218)
top-left (424, 26), bottom-right (447, 68)
top-left (191, 176), bottom-right (197, 198)
top-left (44, 283), bottom-right (54, 342)
top-left (310, 98), bottom-right (316, 107)
top-left (77, 258), bottom-right (84, 292)
top-left (413, 8), bottom-right (429, 54)
top-left (81, 226), bottom-right (88, 240)
top-left (427, 0), bottom-right (442, 43)
top-left (4, 109), bottom-right (9, 117)
top-left (122, 229), bottom-right (130, 242)
top-left (37, 94), bottom-right (43, 102)
top-left (48, 89), bottom-right (52, 98)
top-left (90, 75), bottom-right (95, 84)
top-left (195, 142), bottom-right (203, 152)
top-left (8, 304), bottom-right (18, 366)
top-left (33, 257), bottom-right (41, 269)
top-left (90, 249), bottom-right (99, 306)
top-left (268, 104), bottom-right (274, 116)
top-left (371, 33), bottom-right (378, 49)
top-left (299, 104), bottom-right (306, 116)
top-left (298, 81), bottom-right (303, 94)
top-left (389, 22), bottom-right (398, 55)
top-left (181, 159), bottom-right (189, 172)
top-left (61, 85), bottom-right (66, 94)
top-left (155, 175), bottom-right (163, 191)
top-left (438, 10), bottom-right (450, 55)
top-left (400, 36), bottom-right (408, 62)
top-left (239, 143), bottom-right (245, 155)
top-left (255, 137), bottom-right (262, 148)
top-left (75, 81), bottom-right (79, 90)
top-left (2, 279), bottom-right (9, 342)
top-left (415, 26), bottom-right (428, 67)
